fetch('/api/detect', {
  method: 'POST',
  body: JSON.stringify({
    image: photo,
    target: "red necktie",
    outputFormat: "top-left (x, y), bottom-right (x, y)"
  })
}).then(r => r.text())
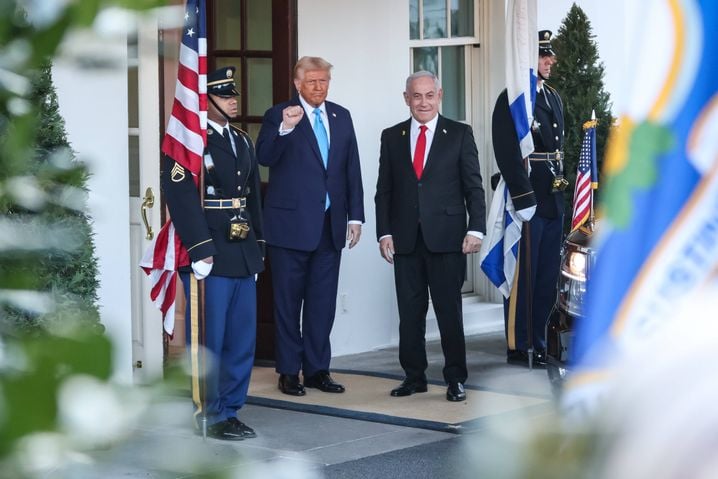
top-left (413, 125), bottom-right (427, 179)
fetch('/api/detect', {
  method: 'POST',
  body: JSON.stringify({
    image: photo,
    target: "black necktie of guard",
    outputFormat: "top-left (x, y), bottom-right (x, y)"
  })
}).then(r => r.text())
top-left (223, 127), bottom-right (235, 157)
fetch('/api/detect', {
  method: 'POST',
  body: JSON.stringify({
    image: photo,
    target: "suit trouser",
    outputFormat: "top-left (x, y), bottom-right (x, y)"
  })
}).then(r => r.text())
top-left (393, 231), bottom-right (467, 384)
top-left (504, 213), bottom-right (562, 352)
top-left (181, 273), bottom-right (256, 426)
top-left (269, 212), bottom-right (341, 377)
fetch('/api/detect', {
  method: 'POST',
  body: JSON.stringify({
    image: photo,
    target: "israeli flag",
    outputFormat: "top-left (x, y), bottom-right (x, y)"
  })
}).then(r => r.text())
top-left (479, 178), bottom-right (522, 298)
top-left (506, 0), bottom-right (538, 158)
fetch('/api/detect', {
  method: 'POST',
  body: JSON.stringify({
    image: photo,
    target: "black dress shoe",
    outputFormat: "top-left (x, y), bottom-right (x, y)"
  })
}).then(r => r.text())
top-left (304, 371), bottom-right (345, 393)
top-left (206, 418), bottom-right (254, 441)
top-left (506, 349), bottom-right (529, 366)
top-left (390, 379), bottom-right (428, 397)
top-left (533, 349), bottom-right (547, 368)
top-left (227, 417), bottom-right (256, 439)
top-left (446, 382), bottom-right (466, 402)
top-left (278, 374), bottom-right (306, 396)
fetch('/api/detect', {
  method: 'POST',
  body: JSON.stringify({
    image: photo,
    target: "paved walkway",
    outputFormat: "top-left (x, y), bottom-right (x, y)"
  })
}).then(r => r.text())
top-left (57, 331), bottom-right (554, 478)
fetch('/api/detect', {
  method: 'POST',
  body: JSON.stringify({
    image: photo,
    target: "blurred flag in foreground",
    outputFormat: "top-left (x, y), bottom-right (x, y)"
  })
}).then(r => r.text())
top-left (565, 0), bottom-right (718, 413)
top-left (479, 0), bottom-right (536, 297)
top-left (570, 119), bottom-right (598, 232)
top-left (139, 0), bottom-right (207, 334)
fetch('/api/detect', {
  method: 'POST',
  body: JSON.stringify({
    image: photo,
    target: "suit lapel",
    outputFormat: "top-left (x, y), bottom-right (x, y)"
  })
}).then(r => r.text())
top-left (325, 104), bottom-right (339, 170)
top-left (422, 115), bottom-right (447, 177)
top-left (536, 88), bottom-right (552, 116)
top-left (208, 125), bottom-right (234, 157)
top-left (545, 87), bottom-right (564, 132)
top-left (536, 86), bottom-right (564, 144)
top-left (396, 119), bottom-right (412, 171)
top-left (294, 97), bottom-right (327, 170)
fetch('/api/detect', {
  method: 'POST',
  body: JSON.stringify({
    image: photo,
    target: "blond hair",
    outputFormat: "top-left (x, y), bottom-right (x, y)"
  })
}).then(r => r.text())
top-left (293, 56), bottom-right (333, 80)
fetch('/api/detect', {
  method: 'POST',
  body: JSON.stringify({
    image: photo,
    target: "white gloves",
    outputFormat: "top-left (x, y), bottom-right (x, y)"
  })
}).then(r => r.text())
top-left (516, 205), bottom-right (537, 222)
top-left (191, 260), bottom-right (213, 280)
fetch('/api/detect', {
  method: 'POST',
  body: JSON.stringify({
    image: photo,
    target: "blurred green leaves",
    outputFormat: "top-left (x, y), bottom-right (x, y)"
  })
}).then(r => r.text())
top-left (0, 330), bottom-right (113, 458)
top-left (0, 1), bottom-right (166, 475)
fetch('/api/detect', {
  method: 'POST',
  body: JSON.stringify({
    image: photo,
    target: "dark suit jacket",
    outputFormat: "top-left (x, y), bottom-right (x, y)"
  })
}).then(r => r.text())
top-left (161, 125), bottom-right (265, 278)
top-left (256, 97), bottom-right (365, 251)
top-left (375, 115), bottom-right (486, 254)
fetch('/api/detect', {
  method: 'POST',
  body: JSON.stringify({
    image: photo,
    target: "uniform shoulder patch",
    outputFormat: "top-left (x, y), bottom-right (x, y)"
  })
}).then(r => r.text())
top-left (171, 162), bottom-right (186, 182)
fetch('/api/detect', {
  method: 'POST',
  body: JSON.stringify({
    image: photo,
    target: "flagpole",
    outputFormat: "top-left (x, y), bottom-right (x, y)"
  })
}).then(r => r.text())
top-left (198, 167), bottom-right (208, 440)
top-left (522, 156), bottom-right (534, 370)
top-left (588, 110), bottom-right (597, 230)
top-left (524, 221), bottom-right (534, 370)
top-left (196, 0), bottom-right (208, 441)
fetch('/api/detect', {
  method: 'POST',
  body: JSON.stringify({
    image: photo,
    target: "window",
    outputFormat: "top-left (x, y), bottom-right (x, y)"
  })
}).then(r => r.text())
top-left (127, 34), bottom-right (140, 198)
top-left (210, 0), bottom-right (273, 143)
top-left (409, 0), bottom-right (477, 123)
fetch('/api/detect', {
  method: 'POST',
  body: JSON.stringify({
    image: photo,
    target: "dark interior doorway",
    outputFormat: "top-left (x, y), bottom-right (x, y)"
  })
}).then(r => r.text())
top-left (161, 0), bottom-right (297, 363)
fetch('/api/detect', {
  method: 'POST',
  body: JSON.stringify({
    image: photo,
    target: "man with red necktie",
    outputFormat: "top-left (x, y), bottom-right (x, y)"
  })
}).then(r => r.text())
top-left (375, 71), bottom-right (486, 402)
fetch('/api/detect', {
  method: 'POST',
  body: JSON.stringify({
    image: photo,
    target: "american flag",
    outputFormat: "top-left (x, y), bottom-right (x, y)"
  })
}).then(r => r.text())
top-left (140, 0), bottom-right (207, 335)
top-left (570, 121), bottom-right (598, 231)
top-left (161, 0), bottom-right (207, 173)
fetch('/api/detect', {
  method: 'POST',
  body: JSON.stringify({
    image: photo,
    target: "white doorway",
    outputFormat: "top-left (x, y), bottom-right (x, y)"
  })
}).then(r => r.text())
top-left (129, 18), bottom-right (163, 384)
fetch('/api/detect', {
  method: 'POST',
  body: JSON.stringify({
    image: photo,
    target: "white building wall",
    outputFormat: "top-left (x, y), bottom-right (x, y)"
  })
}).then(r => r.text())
top-left (53, 34), bottom-right (133, 383)
top-left (297, 0), bottom-right (505, 357)
top-left (297, 0), bottom-right (410, 355)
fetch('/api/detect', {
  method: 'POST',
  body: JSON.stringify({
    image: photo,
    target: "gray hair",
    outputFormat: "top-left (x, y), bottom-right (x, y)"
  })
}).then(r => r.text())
top-left (405, 70), bottom-right (441, 91)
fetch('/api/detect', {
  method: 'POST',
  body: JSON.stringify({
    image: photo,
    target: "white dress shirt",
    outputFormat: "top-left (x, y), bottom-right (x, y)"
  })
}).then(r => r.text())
top-left (208, 118), bottom-right (236, 156)
top-left (379, 114), bottom-right (483, 242)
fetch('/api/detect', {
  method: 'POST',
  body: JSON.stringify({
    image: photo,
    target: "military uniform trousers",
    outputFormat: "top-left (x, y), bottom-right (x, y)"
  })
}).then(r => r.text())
top-left (181, 273), bottom-right (256, 426)
top-left (505, 213), bottom-right (562, 352)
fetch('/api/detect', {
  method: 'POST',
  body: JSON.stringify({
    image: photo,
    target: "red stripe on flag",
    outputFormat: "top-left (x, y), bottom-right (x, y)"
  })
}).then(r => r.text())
top-left (169, 100), bottom-right (202, 142)
top-left (177, 63), bottom-right (199, 94)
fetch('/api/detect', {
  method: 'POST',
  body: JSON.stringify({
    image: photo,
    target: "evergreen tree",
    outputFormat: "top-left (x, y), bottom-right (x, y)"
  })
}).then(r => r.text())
top-left (550, 3), bottom-right (615, 231)
top-left (1, 61), bottom-right (101, 333)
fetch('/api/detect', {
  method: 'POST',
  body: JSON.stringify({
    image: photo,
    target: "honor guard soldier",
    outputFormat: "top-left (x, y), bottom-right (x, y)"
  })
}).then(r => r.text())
top-left (161, 66), bottom-right (264, 440)
top-left (491, 30), bottom-right (566, 367)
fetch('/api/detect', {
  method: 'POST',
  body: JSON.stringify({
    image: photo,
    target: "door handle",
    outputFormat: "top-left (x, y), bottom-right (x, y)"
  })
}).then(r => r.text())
top-left (141, 187), bottom-right (155, 240)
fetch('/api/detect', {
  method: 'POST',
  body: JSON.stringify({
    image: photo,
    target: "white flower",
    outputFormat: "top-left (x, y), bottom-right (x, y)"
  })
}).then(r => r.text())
top-left (58, 375), bottom-right (148, 447)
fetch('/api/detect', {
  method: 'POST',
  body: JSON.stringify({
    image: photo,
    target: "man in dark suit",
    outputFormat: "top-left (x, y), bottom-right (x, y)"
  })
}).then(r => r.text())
top-left (375, 71), bottom-right (486, 402)
top-left (161, 66), bottom-right (264, 440)
top-left (491, 30), bottom-right (565, 367)
top-left (256, 56), bottom-right (364, 396)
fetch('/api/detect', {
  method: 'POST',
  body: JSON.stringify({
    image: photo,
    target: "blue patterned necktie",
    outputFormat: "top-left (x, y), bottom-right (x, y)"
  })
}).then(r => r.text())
top-left (313, 108), bottom-right (330, 210)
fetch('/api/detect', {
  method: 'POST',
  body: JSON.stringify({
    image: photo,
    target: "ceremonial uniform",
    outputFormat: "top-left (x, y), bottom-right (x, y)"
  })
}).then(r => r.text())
top-left (492, 30), bottom-right (566, 365)
top-left (161, 67), bottom-right (263, 439)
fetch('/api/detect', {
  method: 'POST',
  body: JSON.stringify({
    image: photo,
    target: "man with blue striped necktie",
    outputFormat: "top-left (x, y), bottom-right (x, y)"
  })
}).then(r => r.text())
top-left (257, 56), bottom-right (365, 397)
